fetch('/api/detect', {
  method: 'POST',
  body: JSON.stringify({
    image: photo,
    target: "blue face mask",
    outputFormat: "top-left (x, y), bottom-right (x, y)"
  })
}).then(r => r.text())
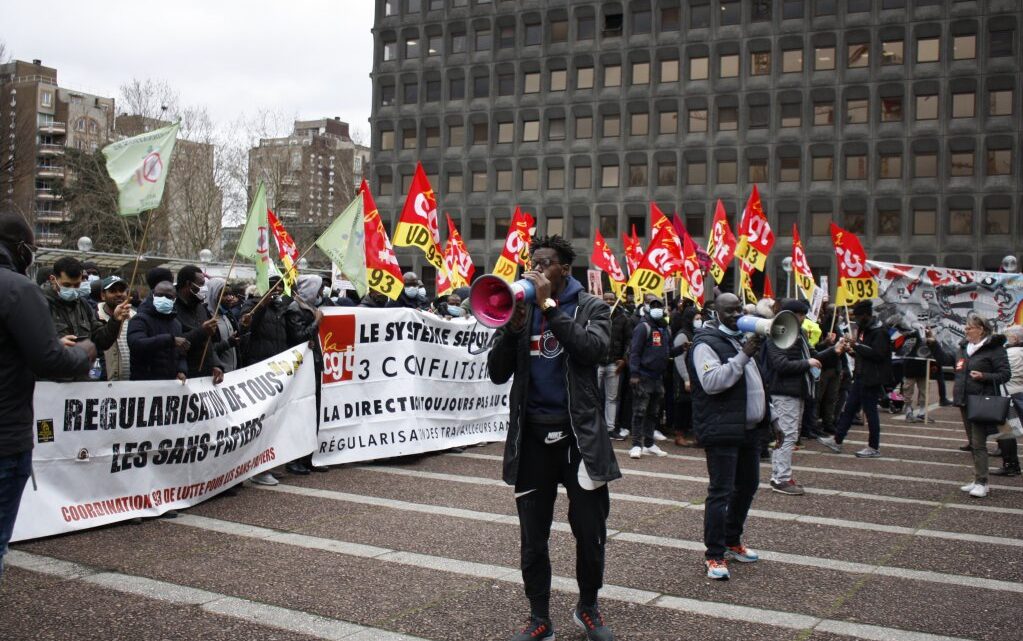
top-left (719, 323), bottom-right (743, 337)
top-left (58, 285), bottom-right (79, 302)
top-left (447, 305), bottom-right (464, 317)
top-left (79, 282), bottom-right (93, 297)
top-left (649, 308), bottom-right (665, 321)
top-left (153, 296), bottom-right (175, 315)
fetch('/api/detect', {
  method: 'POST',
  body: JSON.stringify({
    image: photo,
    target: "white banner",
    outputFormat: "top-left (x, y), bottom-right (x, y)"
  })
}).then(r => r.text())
top-left (314, 308), bottom-right (511, 465)
top-left (14, 346), bottom-right (317, 542)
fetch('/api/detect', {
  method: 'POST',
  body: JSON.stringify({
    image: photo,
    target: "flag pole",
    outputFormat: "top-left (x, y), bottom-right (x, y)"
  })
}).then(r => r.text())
top-left (197, 248), bottom-right (241, 372)
top-left (126, 210), bottom-right (157, 292)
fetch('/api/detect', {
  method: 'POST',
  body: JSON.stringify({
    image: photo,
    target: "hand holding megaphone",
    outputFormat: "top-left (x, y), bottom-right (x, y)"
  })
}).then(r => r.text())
top-left (742, 333), bottom-right (764, 357)
top-left (736, 310), bottom-right (800, 350)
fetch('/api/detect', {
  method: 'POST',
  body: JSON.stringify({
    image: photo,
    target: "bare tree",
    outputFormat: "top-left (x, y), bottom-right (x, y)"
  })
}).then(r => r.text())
top-left (59, 148), bottom-right (143, 255)
top-left (0, 40), bottom-right (10, 64)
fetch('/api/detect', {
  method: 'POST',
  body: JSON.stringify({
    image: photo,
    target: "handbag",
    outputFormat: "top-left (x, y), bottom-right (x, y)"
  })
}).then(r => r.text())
top-left (994, 392), bottom-right (1023, 440)
top-left (966, 381), bottom-right (1010, 425)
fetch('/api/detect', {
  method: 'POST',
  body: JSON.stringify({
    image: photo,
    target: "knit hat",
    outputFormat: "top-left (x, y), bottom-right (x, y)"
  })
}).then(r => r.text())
top-left (781, 299), bottom-right (809, 314)
top-left (852, 300), bottom-right (874, 316)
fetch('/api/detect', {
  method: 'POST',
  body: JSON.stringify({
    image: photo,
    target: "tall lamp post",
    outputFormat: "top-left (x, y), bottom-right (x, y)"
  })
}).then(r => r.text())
top-left (781, 257), bottom-right (793, 298)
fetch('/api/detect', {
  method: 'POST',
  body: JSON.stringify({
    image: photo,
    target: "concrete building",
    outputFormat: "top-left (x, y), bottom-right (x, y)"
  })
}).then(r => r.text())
top-left (0, 59), bottom-right (115, 247)
top-left (370, 0), bottom-right (1022, 287)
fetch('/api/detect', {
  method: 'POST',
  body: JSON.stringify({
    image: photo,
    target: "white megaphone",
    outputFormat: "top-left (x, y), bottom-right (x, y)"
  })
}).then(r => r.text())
top-left (736, 310), bottom-right (800, 350)
top-left (469, 274), bottom-right (537, 329)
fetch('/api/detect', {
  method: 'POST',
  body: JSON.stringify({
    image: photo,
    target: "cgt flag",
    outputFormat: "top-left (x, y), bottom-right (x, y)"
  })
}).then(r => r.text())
top-left (393, 163), bottom-right (449, 281)
top-left (622, 225), bottom-right (644, 276)
top-left (102, 121), bottom-right (179, 216)
top-left (625, 223), bottom-right (677, 297)
top-left (362, 180), bottom-right (404, 300)
top-left (650, 204), bottom-right (684, 275)
top-left (678, 225), bottom-right (706, 308)
top-left (440, 213), bottom-right (474, 295)
top-left (268, 210), bottom-right (299, 294)
top-left (735, 185), bottom-right (774, 272)
top-left (706, 200), bottom-right (737, 284)
top-left (492, 208), bottom-right (534, 283)
top-left (236, 182), bottom-right (271, 295)
top-left (591, 230), bottom-right (626, 296)
top-left (791, 224), bottom-right (816, 301)
top-left (315, 195), bottom-right (367, 298)
top-left (740, 262), bottom-right (758, 303)
top-left (831, 223), bottom-right (878, 305)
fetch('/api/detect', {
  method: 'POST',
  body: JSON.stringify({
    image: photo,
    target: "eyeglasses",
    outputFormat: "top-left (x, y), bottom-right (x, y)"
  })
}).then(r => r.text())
top-left (533, 257), bottom-right (560, 269)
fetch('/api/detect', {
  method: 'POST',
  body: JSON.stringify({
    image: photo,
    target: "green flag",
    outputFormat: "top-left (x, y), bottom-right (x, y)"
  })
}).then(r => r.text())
top-left (237, 183), bottom-right (270, 294)
top-left (101, 122), bottom-right (180, 216)
top-left (315, 195), bottom-right (367, 297)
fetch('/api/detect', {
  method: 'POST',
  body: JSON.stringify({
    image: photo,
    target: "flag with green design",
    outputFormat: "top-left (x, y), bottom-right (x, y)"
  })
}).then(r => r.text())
top-left (315, 195), bottom-right (367, 298)
top-left (101, 122), bottom-right (179, 216)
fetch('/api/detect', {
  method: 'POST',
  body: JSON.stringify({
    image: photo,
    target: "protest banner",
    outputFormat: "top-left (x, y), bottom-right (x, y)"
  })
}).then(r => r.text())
top-left (315, 308), bottom-right (511, 465)
top-left (14, 347), bottom-right (316, 542)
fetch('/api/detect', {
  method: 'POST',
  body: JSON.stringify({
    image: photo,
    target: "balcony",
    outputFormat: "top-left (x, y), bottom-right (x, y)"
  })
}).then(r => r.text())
top-left (38, 144), bottom-right (65, 156)
top-left (36, 165), bottom-right (65, 178)
top-left (36, 232), bottom-right (63, 247)
top-left (35, 188), bottom-right (62, 201)
top-left (38, 121), bottom-right (66, 135)
top-left (35, 209), bottom-right (67, 223)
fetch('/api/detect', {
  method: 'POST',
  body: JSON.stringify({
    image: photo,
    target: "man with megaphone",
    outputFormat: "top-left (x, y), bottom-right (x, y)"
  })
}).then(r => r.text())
top-left (486, 235), bottom-right (620, 641)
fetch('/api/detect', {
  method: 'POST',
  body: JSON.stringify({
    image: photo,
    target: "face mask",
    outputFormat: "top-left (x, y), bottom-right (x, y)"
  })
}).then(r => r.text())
top-left (153, 296), bottom-right (175, 315)
top-left (87, 274), bottom-right (100, 282)
top-left (405, 286), bottom-right (420, 299)
top-left (322, 286), bottom-right (331, 299)
top-left (58, 285), bottom-right (79, 302)
top-left (417, 289), bottom-right (428, 301)
top-left (693, 320), bottom-right (704, 329)
top-left (719, 324), bottom-right (743, 337)
top-left (197, 286), bottom-right (209, 303)
top-left (649, 308), bottom-right (665, 321)
top-left (447, 305), bottom-right (464, 317)
top-left (79, 282), bottom-right (93, 297)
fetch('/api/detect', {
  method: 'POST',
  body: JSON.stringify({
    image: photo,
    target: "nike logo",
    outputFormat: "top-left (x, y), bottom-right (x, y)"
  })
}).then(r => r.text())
top-left (544, 431), bottom-right (567, 444)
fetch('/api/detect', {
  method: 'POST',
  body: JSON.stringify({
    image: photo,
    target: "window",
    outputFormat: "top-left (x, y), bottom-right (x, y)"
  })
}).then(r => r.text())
top-left (662, 7), bottom-right (681, 30)
top-left (751, 52), bottom-right (771, 75)
top-left (577, 15), bottom-right (595, 40)
top-left (718, 107), bottom-right (738, 131)
top-left (572, 215), bottom-right (591, 240)
top-left (522, 120), bottom-right (540, 142)
top-left (379, 174), bottom-right (393, 196)
top-left (603, 115), bottom-right (620, 137)
top-left (847, 99), bottom-right (868, 124)
top-left (811, 213), bottom-right (832, 236)
top-left (881, 40), bottom-right (903, 64)
top-left (687, 109), bottom-right (706, 132)
top-left (601, 165), bottom-right (620, 188)
top-left (881, 96), bottom-right (902, 121)
top-left (497, 122), bottom-right (514, 144)
top-left (577, 67), bottom-right (594, 89)
top-left (497, 25), bottom-right (514, 49)
top-left (812, 156), bottom-right (833, 180)
top-left (475, 28), bottom-right (491, 50)
top-left (720, 54), bottom-right (739, 77)
top-left (751, 0), bottom-right (772, 21)
top-left (630, 112), bottom-right (649, 136)
top-left (916, 94), bottom-right (938, 120)
top-left (449, 76), bottom-right (465, 100)
top-left (952, 93), bottom-right (975, 118)
top-left (842, 154), bottom-right (867, 179)
top-left (524, 22), bottom-right (542, 46)
top-left (879, 154), bottom-right (902, 178)
top-left (548, 167), bottom-right (565, 189)
top-left (815, 0), bottom-right (835, 15)
top-left (547, 217), bottom-right (564, 237)
top-left (551, 20), bottom-right (569, 43)
top-left (948, 209), bottom-right (973, 235)
top-left (913, 210), bottom-right (936, 235)
top-left (425, 126), bottom-right (440, 147)
top-left (380, 84), bottom-right (396, 106)
top-left (690, 57), bottom-right (709, 80)
top-left (427, 35), bottom-right (441, 56)
top-left (599, 215), bottom-right (618, 238)
top-left (990, 90), bottom-right (1013, 116)
top-left (472, 122), bottom-right (488, 145)
top-left (985, 208), bottom-right (1011, 234)
top-left (782, 49), bottom-right (802, 73)
top-left (473, 75), bottom-right (490, 98)
top-left (496, 169), bottom-right (512, 191)
top-left (847, 0), bottom-right (869, 13)
top-left (497, 73), bottom-right (514, 96)
top-left (687, 161), bottom-right (706, 185)
top-left (384, 1), bottom-right (396, 15)
top-left (381, 130), bottom-right (395, 150)
top-left (814, 47), bottom-right (835, 70)
top-left (523, 72), bottom-right (540, 94)
top-left (661, 59), bottom-right (680, 82)
top-left (917, 37), bottom-right (940, 63)
top-left (574, 166), bottom-right (592, 189)
top-left (718, 160), bottom-right (738, 183)
top-left (576, 116), bottom-right (593, 139)
top-left (450, 32), bottom-right (466, 53)
top-left (659, 109), bottom-right (678, 134)
top-left (846, 212), bottom-right (866, 234)
top-left (749, 104), bottom-right (769, 129)
top-left (987, 149), bottom-right (1012, 175)
top-left (383, 41), bottom-right (398, 61)
top-left (469, 218), bottom-right (486, 240)
top-left (690, 4), bottom-right (710, 28)
top-left (782, 0), bottom-right (803, 19)
top-left (658, 161), bottom-right (677, 186)
top-left (449, 124), bottom-right (465, 145)
top-left (633, 9), bottom-right (652, 33)
top-left (847, 44), bottom-right (869, 68)
top-left (447, 174), bottom-right (463, 193)
top-left (914, 153), bottom-right (937, 177)
top-left (403, 81), bottom-right (418, 103)
top-left (780, 157), bottom-right (800, 182)
top-left (425, 80), bottom-right (441, 102)
top-left (950, 152), bottom-right (973, 176)
top-left (749, 159), bottom-right (768, 182)
top-left (989, 30), bottom-right (1014, 58)
top-left (401, 128), bottom-right (417, 149)
top-left (548, 118), bottom-right (566, 140)
top-left (953, 35), bottom-right (976, 60)
top-left (720, 2), bottom-right (741, 25)
top-left (781, 102), bottom-right (801, 127)
top-left (604, 65), bottom-right (622, 87)
top-left (877, 210), bottom-right (901, 236)
top-left (550, 69), bottom-right (567, 91)
top-left (632, 62), bottom-right (650, 84)
top-left (629, 162), bottom-right (648, 186)
top-left (407, 0), bottom-right (421, 13)
top-left (471, 170), bottom-right (486, 192)
top-left (813, 101), bottom-right (834, 125)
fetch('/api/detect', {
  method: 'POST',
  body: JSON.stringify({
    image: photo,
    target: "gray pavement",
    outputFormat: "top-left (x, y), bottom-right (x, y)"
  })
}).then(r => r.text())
top-left (2, 398), bottom-right (1019, 641)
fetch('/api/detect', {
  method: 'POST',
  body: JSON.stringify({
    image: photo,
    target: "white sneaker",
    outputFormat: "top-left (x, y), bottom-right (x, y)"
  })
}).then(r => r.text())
top-left (960, 482), bottom-right (976, 492)
top-left (619, 428), bottom-right (630, 438)
top-left (643, 445), bottom-right (668, 457)
top-left (968, 484), bottom-right (989, 498)
top-left (250, 472), bottom-right (279, 486)
top-left (629, 446), bottom-right (642, 459)
top-left (653, 430), bottom-right (667, 442)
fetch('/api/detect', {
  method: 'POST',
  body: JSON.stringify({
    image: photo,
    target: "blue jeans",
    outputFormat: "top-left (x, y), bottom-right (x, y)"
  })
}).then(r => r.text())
top-left (834, 381), bottom-right (882, 450)
top-left (703, 440), bottom-right (760, 560)
top-left (0, 450), bottom-right (32, 580)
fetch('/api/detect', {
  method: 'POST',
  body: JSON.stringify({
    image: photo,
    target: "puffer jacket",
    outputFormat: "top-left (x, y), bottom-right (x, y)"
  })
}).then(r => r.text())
top-left (239, 296), bottom-right (290, 366)
top-left (126, 297), bottom-right (188, 381)
top-left (850, 319), bottom-right (892, 388)
top-left (952, 334), bottom-right (1011, 406)
top-left (602, 305), bottom-right (631, 365)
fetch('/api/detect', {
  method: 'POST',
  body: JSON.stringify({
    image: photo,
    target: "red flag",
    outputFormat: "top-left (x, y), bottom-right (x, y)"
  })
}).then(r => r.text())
top-left (735, 185), bottom-right (774, 271)
top-left (706, 200), bottom-right (737, 284)
top-left (622, 226), bottom-right (643, 275)
top-left (791, 224), bottom-right (816, 300)
top-left (650, 204), bottom-right (684, 274)
top-left (393, 162), bottom-right (447, 278)
top-left (763, 273), bottom-right (774, 299)
top-left (267, 209), bottom-right (299, 290)
top-left (361, 180), bottom-right (403, 300)
top-left (492, 208), bottom-right (534, 283)
top-left (591, 230), bottom-right (626, 293)
top-left (831, 223), bottom-right (878, 305)
top-left (440, 213), bottom-right (474, 295)
top-left (625, 223), bottom-right (678, 296)
top-left (678, 226), bottom-right (706, 307)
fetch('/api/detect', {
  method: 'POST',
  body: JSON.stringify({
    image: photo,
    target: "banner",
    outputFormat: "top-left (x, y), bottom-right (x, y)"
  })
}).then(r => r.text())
top-left (102, 121), bottom-right (179, 216)
top-left (315, 308), bottom-right (511, 464)
top-left (706, 200), bottom-right (736, 285)
top-left (493, 208), bottom-right (534, 283)
top-left (868, 261), bottom-right (1023, 357)
top-left (362, 180), bottom-right (404, 300)
top-left (14, 347), bottom-right (317, 541)
top-left (735, 185), bottom-right (774, 271)
top-left (831, 223), bottom-right (878, 305)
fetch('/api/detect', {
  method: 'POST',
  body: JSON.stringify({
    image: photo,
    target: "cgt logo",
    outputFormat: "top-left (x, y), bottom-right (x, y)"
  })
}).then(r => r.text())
top-left (319, 314), bottom-right (357, 384)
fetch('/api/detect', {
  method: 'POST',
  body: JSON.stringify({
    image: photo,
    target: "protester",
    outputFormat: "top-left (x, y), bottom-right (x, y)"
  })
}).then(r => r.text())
top-left (388, 271), bottom-right (426, 309)
top-left (818, 300), bottom-right (891, 458)
top-left (359, 290), bottom-right (390, 308)
top-left (952, 313), bottom-right (1010, 498)
top-left (992, 325), bottom-right (1023, 477)
top-left (686, 292), bottom-right (767, 580)
top-left (127, 281), bottom-right (189, 383)
top-left (670, 305), bottom-right (696, 447)
top-left (628, 297), bottom-right (671, 459)
top-left (608, 289), bottom-right (637, 441)
top-left (488, 235), bottom-right (618, 641)
top-left (900, 326), bottom-right (931, 423)
top-left (239, 277), bottom-right (290, 366)
top-left (204, 278), bottom-right (240, 373)
top-left (0, 212), bottom-right (95, 580)
top-left (284, 274), bottom-right (327, 476)
top-left (44, 256), bottom-right (127, 380)
top-left (95, 275), bottom-right (134, 381)
top-left (597, 291), bottom-right (623, 439)
top-left (172, 265), bottom-right (224, 385)
top-left (436, 292), bottom-right (465, 319)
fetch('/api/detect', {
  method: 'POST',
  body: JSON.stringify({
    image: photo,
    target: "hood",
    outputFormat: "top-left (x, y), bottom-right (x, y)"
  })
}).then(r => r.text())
top-left (296, 274), bottom-right (321, 306)
top-left (557, 275), bottom-right (583, 304)
top-left (205, 277), bottom-right (226, 315)
top-left (0, 243), bottom-right (20, 274)
top-left (959, 333), bottom-right (1007, 350)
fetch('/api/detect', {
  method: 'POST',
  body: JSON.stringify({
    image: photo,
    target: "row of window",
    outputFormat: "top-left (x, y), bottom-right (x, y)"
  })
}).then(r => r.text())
top-left (377, 87), bottom-right (1015, 149)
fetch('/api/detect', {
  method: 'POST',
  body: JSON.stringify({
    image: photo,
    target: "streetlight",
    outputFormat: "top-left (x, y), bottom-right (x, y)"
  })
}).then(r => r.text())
top-left (781, 257), bottom-right (793, 298)
top-left (1002, 255), bottom-right (1019, 273)
top-left (77, 236), bottom-right (93, 252)
top-left (297, 257), bottom-right (309, 270)
top-left (198, 248), bottom-right (214, 264)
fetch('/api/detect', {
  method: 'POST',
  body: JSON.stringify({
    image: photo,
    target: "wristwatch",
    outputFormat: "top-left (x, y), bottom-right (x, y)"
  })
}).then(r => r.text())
top-left (541, 298), bottom-right (558, 313)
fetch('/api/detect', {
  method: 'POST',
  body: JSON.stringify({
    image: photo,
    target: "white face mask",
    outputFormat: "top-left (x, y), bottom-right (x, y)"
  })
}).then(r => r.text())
top-left (649, 308), bottom-right (665, 321)
top-left (693, 320), bottom-right (704, 329)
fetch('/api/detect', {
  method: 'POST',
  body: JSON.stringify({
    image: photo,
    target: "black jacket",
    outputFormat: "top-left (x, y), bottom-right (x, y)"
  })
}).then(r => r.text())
top-left (386, 292), bottom-right (424, 309)
top-left (0, 249), bottom-right (91, 456)
top-left (488, 290), bottom-right (621, 485)
top-left (603, 305), bottom-right (632, 365)
top-left (127, 297), bottom-right (188, 381)
top-left (239, 296), bottom-right (290, 366)
top-left (286, 300), bottom-right (322, 367)
top-left (174, 295), bottom-right (223, 377)
top-left (764, 333), bottom-right (838, 399)
top-left (851, 319), bottom-right (892, 387)
top-left (952, 335), bottom-right (1011, 407)
top-left (43, 286), bottom-right (121, 380)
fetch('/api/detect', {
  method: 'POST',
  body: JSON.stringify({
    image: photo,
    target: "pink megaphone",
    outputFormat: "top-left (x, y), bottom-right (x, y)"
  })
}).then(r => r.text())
top-left (468, 274), bottom-right (537, 328)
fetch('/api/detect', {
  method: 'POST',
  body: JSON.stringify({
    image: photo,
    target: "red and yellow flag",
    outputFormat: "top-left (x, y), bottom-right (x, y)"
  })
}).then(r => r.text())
top-left (622, 225), bottom-right (643, 276)
top-left (492, 208), bottom-right (534, 283)
top-left (740, 261), bottom-right (758, 303)
top-left (650, 204), bottom-right (684, 275)
top-left (735, 185), bottom-right (774, 271)
top-left (706, 200), bottom-right (737, 284)
top-left (267, 209), bottom-right (299, 293)
top-left (393, 163), bottom-right (448, 279)
top-left (361, 180), bottom-right (403, 300)
top-left (831, 223), bottom-right (878, 305)
top-left (440, 213), bottom-right (474, 295)
top-left (625, 223), bottom-right (678, 297)
top-left (792, 224), bottom-right (816, 300)
top-left (678, 226), bottom-right (705, 308)
top-left (591, 230), bottom-right (626, 296)
top-left (763, 273), bottom-right (774, 300)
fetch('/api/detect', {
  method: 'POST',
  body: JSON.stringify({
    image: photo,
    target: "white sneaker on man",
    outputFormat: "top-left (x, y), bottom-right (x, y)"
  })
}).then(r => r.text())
top-left (643, 445), bottom-right (668, 457)
top-left (629, 446), bottom-right (642, 459)
top-left (968, 484), bottom-right (989, 498)
top-left (250, 472), bottom-right (279, 486)
top-left (960, 482), bottom-right (977, 493)
top-left (653, 430), bottom-right (667, 442)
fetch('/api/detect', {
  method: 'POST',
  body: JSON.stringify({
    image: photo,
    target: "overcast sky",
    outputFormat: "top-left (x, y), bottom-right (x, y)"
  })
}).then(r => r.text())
top-left (1, 0), bottom-right (375, 140)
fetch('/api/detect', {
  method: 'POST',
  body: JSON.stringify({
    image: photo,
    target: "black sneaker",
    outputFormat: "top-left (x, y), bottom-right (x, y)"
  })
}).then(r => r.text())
top-left (509, 616), bottom-right (554, 641)
top-left (285, 462), bottom-right (311, 475)
top-left (573, 605), bottom-right (614, 641)
top-left (609, 429), bottom-right (628, 442)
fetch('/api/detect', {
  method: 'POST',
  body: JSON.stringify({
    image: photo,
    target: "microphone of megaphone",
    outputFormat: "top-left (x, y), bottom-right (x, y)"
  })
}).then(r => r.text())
top-left (468, 274), bottom-right (537, 329)
top-left (735, 310), bottom-right (800, 350)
